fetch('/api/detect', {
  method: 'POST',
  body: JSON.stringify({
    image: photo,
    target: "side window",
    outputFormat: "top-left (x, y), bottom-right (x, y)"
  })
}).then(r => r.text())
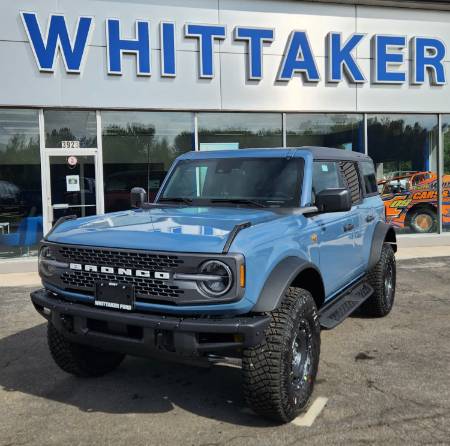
top-left (360, 161), bottom-right (378, 195)
top-left (312, 161), bottom-right (344, 202)
top-left (340, 161), bottom-right (362, 204)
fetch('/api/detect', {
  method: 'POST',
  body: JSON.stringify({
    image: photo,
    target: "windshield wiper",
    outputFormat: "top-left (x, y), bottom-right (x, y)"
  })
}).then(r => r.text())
top-left (210, 198), bottom-right (267, 208)
top-left (159, 197), bottom-right (193, 205)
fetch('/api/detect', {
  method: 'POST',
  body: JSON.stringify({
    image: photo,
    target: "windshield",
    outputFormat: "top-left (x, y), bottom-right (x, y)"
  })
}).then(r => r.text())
top-left (158, 157), bottom-right (304, 208)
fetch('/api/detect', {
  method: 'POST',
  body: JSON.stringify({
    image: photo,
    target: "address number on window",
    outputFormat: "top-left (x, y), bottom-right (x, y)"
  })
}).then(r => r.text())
top-left (61, 141), bottom-right (80, 149)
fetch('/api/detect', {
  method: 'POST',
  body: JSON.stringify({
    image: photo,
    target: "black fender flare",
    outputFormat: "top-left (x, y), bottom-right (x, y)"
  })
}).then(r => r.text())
top-left (368, 222), bottom-right (397, 271)
top-left (253, 257), bottom-right (323, 313)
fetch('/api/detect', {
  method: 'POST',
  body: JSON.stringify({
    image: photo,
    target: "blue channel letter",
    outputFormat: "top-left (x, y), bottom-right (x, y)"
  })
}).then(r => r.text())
top-left (21, 12), bottom-right (93, 73)
top-left (373, 35), bottom-right (406, 83)
top-left (185, 24), bottom-right (226, 78)
top-left (278, 31), bottom-right (320, 82)
top-left (107, 19), bottom-right (151, 76)
top-left (412, 37), bottom-right (446, 85)
top-left (161, 22), bottom-right (176, 77)
top-left (327, 32), bottom-right (365, 83)
top-left (234, 27), bottom-right (274, 80)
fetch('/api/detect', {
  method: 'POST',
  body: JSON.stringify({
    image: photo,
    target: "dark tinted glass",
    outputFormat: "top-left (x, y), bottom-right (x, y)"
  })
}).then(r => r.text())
top-left (161, 157), bottom-right (304, 207)
top-left (361, 161), bottom-right (378, 195)
top-left (45, 110), bottom-right (97, 148)
top-left (0, 109), bottom-right (42, 258)
top-left (198, 113), bottom-right (282, 149)
top-left (287, 114), bottom-right (364, 153)
top-left (102, 111), bottom-right (194, 212)
top-left (49, 156), bottom-right (96, 224)
top-left (312, 161), bottom-right (344, 202)
top-left (368, 114), bottom-right (438, 234)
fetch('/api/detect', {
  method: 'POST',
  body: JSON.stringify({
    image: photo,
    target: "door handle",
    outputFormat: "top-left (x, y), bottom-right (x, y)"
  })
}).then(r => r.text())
top-left (343, 223), bottom-right (354, 232)
top-left (366, 215), bottom-right (375, 223)
top-left (53, 203), bottom-right (69, 210)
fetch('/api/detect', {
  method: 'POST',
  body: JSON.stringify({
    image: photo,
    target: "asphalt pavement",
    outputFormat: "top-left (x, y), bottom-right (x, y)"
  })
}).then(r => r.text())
top-left (1, 257), bottom-right (449, 445)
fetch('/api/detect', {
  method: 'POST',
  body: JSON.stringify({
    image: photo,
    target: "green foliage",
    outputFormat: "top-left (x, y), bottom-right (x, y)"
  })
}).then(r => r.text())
top-left (103, 123), bottom-right (193, 167)
top-left (0, 134), bottom-right (40, 164)
top-left (368, 117), bottom-right (437, 174)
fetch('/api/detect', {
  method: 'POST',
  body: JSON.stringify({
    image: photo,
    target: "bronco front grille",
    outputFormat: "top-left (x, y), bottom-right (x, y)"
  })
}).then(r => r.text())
top-left (56, 246), bottom-right (185, 301)
top-left (58, 246), bottom-right (184, 270)
top-left (44, 243), bottom-right (242, 306)
top-left (61, 270), bottom-right (183, 299)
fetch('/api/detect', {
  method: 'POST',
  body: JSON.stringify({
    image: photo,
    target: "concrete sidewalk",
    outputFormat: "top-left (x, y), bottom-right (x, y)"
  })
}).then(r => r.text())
top-left (0, 272), bottom-right (41, 287)
top-left (1, 246), bottom-right (450, 287)
top-left (395, 245), bottom-right (450, 260)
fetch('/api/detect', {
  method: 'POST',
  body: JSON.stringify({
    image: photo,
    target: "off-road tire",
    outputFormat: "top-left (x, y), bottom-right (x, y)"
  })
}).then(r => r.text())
top-left (242, 287), bottom-right (321, 423)
top-left (47, 322), bottom-right (125, 377)
top-left (362, 243), bottom-right (396, 317)
top-left (408, 207), bottom-right (437, 233)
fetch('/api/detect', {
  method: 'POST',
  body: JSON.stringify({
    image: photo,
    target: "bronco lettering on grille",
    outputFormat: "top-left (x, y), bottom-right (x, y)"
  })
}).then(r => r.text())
top-left (69, 263), bottom-right (170, 280)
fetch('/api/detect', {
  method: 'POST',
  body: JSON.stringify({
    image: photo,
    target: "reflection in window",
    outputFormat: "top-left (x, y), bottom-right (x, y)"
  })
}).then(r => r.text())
top-left (360, 161), bottom-right (378, 195)
top-left (102, 112), bottom-right (194, 212)
top-left (368, 114), bottom-right (438, 234)
top-left (312, 162), bottom-right (344, 198)
top-left (45, 110), bottom-right (97, 148)
top-left (198, 113), bottom-right (282, 149)
top-left (286, 114), bottom-right (364, 153)
top-left (0, 109), bottom-right (42, 258)
top-left (442, 116), bottom-right (450, 232)
top-left (161, 157), bottom-right (304, 208)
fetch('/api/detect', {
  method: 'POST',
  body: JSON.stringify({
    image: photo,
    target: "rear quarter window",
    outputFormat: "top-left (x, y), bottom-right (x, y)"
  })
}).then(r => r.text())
top-left (360, 161), bottom-right (379, 195)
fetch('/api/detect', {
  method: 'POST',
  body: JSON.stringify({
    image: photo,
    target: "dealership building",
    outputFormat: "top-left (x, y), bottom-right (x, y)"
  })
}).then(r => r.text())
top-left (1, 0), bottom-right (450, 259)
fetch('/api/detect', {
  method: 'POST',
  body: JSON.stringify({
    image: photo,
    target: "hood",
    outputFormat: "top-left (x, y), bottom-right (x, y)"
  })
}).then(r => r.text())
top-left (47, 206), bottom-right (283, 253)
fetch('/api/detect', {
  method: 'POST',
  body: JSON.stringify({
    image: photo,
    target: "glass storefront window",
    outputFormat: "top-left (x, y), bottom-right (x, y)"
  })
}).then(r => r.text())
top-left (45, 110), bottom-right (97, 148)
top-left (198, 113), bottom-right (282, 149)
top-left (0, 109), bottom-right (42, 258)
top-left (102, 111), bottom-right (194, 212)
top-left (368, 114), bottom-right (439, 234)
top-left (442, 116), bottom-right (450, 232)
top-left (286, 113), bottom-right (364, 153)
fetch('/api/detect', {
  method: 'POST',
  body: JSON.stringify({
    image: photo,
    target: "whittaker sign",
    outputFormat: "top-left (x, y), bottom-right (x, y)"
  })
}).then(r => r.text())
top-left (20, 12), bottom-right (447, 86)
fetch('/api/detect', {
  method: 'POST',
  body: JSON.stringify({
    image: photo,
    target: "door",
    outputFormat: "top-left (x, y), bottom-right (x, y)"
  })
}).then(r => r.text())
top-left (339, 160), bottom-right (365, 274)
top-left (357, 160), bottom-right (385, 268)
top-left (45, 154), bottom-right (100, 229)
top-left (310, 160), bottom-right (361, 297)
top-left (40, 110), bottom-right (104, 234)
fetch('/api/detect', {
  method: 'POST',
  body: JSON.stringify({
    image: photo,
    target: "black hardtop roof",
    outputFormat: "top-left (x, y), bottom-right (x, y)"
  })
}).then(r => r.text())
top-left (301, 146), bottom-right (370, 161)
top-left (180, 146), bottom-right (372, 162)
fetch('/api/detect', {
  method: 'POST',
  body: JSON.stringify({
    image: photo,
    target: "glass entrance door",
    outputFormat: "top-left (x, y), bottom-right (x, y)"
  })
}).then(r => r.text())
top-left (48, 155), bottom-right (97, 225)
top-left (41, 110), bottom-right (104, 233)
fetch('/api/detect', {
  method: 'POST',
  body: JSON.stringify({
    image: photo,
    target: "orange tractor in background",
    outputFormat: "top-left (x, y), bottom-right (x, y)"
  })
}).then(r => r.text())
top-left (379, 171), bottom-right (450, 233)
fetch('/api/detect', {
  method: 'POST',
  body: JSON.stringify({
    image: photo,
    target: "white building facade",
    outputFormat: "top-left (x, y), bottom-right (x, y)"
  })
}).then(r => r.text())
top-left (1, 0), bottom-right (450, 258)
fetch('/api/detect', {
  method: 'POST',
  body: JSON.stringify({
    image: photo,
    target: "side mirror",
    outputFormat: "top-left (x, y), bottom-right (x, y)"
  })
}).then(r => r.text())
top-left (130, 187), bottom-right (147, 209)
top-left (315, 188), bottom-right (352, 213)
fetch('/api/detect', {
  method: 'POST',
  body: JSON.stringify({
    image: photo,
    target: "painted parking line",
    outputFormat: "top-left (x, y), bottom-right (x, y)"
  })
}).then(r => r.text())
top-left (291, 397), bottom-right (328, 427)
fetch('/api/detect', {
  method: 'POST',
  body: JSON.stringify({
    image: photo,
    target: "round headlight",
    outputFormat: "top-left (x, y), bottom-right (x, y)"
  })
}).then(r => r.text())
top-left (198, 260), bottom-right (233, 297)
top-left (38, 246), bottom-right (55, 277)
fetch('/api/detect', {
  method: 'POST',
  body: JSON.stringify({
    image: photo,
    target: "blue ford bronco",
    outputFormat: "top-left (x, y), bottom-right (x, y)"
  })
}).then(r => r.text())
top-left (31, 147), bottom-right (397, 422)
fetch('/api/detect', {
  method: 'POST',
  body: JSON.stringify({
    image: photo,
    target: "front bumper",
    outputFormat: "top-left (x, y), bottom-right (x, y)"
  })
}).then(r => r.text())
top-left (31, 289), bottom-right (270, 359)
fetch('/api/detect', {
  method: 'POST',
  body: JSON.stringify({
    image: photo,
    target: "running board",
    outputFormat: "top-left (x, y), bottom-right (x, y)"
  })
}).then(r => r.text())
top-left (318, 280), bottom-right (374, 329)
